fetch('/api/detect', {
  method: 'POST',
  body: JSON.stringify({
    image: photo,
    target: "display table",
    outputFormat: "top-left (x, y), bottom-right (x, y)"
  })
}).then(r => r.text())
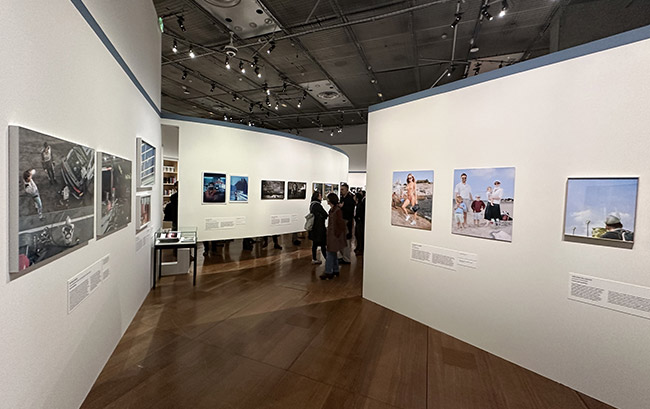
top-left (153, 229), bottom-right (197, 288)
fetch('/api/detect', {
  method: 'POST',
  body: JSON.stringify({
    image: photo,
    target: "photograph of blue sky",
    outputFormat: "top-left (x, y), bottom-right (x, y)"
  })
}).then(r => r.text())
top-left (393, 170), bottom-right (434, 185)
top-left (452, 167), bottom-right (516, 200)
top-left (564, 178), bottom-right (638, 236)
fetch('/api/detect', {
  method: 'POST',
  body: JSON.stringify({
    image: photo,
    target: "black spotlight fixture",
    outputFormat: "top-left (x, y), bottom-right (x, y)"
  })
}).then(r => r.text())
top-left (254, 66), bottom-right (261, 78)
top-left (499, 0), bottom-right (509, 17)
top-left (239, 60), bottom-right (246, 74)
top-left (267, 40), bottom-right (276, 54)
top-left (177, 16), bottom-right (186, 32)
top-left (172, 39), bottom-right (178, 53)
top-left (210, 83), bottom-right (216, 92)
top-left (450, 13), bottom-right (462, 29)
top-left (481, 5), bottom-right (493, 21)
top-left (225, 56), bottom-right (231, 70)
top-left (181, 70), bottom-right (188, 80)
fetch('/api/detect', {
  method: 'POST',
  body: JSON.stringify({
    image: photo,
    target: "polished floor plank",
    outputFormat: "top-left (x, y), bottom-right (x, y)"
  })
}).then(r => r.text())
top-left (83, 236), bottom-right (614, 409)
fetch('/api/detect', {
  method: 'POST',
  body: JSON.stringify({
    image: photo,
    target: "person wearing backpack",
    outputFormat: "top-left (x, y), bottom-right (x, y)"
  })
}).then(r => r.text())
top-left (601, 215), bottom-right (634, 241)
top-left (308, 190), bottom-right (328, 264)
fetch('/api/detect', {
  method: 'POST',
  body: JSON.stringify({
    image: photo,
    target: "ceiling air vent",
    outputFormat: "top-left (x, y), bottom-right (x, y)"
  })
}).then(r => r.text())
top-left (195, 0), bottom-right (280, 39)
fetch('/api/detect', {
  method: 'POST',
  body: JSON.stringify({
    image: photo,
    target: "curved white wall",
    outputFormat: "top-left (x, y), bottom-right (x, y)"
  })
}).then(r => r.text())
top-left (0, 1), bottom-right (161, 408)
top-left (365, 30), bottom-right (650, 408)
top-left (162, 117), bottom-right (349, 241)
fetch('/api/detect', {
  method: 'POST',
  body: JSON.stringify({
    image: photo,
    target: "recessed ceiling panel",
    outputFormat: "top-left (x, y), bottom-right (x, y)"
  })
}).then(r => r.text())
top-left (195, 0), bottom-right (281, 39)
top-left (300, 80), bottom-right (354, 109)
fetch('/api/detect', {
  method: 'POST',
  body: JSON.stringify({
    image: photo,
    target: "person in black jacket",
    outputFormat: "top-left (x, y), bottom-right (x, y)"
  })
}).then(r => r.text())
top-left (337, 183), bottom-right (355, 264)
top-left (354, 191), bottom-right (365, 255)
top-left (308, 190), bottom-right (328, 264)
top-left (163, 181), bottom-right (178, 231)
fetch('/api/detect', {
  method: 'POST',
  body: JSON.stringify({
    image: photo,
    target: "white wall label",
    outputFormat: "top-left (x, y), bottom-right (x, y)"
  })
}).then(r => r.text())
top-left (270, 215), bottom-right (292, 226)
top-left (236, 216), bottom-right (246, 225)
top-left (569, 273), bottom-right (650, 320)
top-left (205, 217), bottom-right (236, 231)
top-left (410, 243), bottom-right (457, 271)
top-left (67, 256), bottom-right (110, 314)
top-left (291, 214), bottom-right (298, 223)
top-left (457, 251), bottom-right (478, 269)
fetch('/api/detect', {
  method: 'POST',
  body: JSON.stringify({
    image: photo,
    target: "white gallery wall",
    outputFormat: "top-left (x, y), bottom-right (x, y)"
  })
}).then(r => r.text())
top-left (162, 117), bottom-right (349, 241)
top-left (0, 1), bottom-right (161, 408)
top-left (334, 144), bottom-right (367, 189)
top-left (365, 29), bottom-right (650, 409)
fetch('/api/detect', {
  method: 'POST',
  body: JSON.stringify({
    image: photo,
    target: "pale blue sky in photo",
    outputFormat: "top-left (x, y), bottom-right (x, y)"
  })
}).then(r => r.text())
top-left (453, 167), bottom-right (516, 200)
top-left (564, 178), bottom-right (638, 236)
top-left (393, 170), bottom-right (434, 185)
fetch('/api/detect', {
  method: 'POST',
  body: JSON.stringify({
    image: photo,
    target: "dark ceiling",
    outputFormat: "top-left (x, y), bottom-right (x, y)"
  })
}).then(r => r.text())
top-left (154, 0), bottom-right (650, 139)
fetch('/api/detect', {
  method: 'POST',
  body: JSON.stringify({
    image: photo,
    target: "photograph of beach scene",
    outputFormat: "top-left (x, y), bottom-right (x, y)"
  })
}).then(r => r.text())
top-left (451, 167), bottom-right (515, 242)
top-left (391, 170), bottom-right (433, 230)
top-left (564, 177), bottom-right (637, 244)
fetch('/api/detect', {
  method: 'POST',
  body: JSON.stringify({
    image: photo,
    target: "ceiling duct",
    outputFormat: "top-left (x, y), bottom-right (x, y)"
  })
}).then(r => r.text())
top-left (195, 0), bottom-right (280, 39)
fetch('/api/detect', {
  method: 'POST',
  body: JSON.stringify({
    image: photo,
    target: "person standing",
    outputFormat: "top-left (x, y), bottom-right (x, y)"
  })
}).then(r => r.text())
top-left (338, 182), bottom-right (355, 264)
top-left (40, 142), bottom-right (56, 184)
top-left (164, 181), bottom-right (178, 231)
top-left (354, 191), bottom-right (365, 255)
top-left (322, 193), bottom-right (346, 280)
top-left (308, 191), bottom-right (328, 264)
top-left (490, 180), bottom-right (504, 226)
top-left (23, 169), bottom-right (44, 220)
top-left (454, 173), bottom-right (473, 227)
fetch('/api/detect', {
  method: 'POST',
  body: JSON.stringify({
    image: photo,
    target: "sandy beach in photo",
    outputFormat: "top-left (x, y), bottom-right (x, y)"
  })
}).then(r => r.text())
top-left (451, 201), bottom-right (514, 241)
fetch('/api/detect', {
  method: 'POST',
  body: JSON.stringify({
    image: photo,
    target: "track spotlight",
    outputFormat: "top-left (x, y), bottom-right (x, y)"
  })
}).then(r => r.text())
top-left (337, 126), bottom-right (343, 133)
top-left (274, 102), bottom-right (279, 111)
top-left (177, 16), bottom-right (186, 32)
top-left (172, 40), bottom-right (178, 53)
top-left (297, 100), bottom-right (302, 108)
top-left (319, 125), bottom-right (324, 133)
top-left (181, 70), bottom-right (188, 80)
top-left (210, 83), bottom-right (215, 92)
top-left (265, 97), bottom-right (271, 107)
top-left (225, 57), bottom-right (231, 70)
top-left (189, 47), bottom-right (195, 58)
top-left (481, 5), bottom-right (493, 21)
top-left (330, 130), bottom-right (334, 137)
top-left (249, 103), bottom-right (254, 113)
top-left (224, 114), bottom-right (228, 121)
top-left (267, 41), bottom-right (276, 54)
top-left (255, 66), bottom-right (261, 78)
top-left (499, 0), bottom-right (509, 17)
top-left (447, 65), bottom-right (455, 77)
top-left (239, 61), bottom-right (246, 74)
top-left (282, 82), bottom-right (287, 93)
top-left (450, 13), bottom-right (461, 29)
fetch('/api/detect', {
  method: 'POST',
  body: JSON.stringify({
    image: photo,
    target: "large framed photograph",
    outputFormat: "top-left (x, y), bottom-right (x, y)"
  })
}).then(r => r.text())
top-left (202, 172), bottom-right (227, 204)
top-left (391, 170), bottom-right (433, 230)
top-left (288, 182), bottom-right (307, 200)
top-left (564, 177), bottom-right (638, 247)
top-left (230, 175), bottom-right (249, 203)
top-left (97, 152), bottom-right (132, 239)
top-left (136, 193), bottom-right (151, 231)
top-left (324, 183), bottom-right (334, 196)
top-left (136, 137), bottom-right (156, 189)
top-left (451, 167), bottom-right (516, 242)
top-left (8, 126), bottom-right (96, 280)
top-left (261, 180), bottom-right (285, 200)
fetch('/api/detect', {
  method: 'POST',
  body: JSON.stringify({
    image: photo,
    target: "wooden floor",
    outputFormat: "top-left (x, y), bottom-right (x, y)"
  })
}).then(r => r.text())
top-left (82, 235), bottom-right (614, 409)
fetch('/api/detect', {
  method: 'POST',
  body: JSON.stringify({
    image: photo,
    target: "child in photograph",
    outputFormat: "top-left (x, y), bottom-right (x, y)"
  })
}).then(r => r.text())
top-left (471, 195), bottom-right (485, 227)
top-left (401, 173), bottom-right (419, 226)
top-left (454, 195), bottom-right (466, 229)
top-left (23, 169), bottom-right (44, 220)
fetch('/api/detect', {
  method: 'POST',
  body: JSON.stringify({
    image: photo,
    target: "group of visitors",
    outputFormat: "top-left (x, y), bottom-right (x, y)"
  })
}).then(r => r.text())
top-left (308, 183), bottom-right (366, 280)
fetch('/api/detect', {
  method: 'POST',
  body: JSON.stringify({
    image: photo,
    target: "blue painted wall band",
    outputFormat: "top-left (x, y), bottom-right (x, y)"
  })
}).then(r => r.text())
top-left (370, 24), bottom-right (650, 113)
top-left (70, 0), bottom-right (161, 117)
top-left (161, 112), bottom-right (349, 157)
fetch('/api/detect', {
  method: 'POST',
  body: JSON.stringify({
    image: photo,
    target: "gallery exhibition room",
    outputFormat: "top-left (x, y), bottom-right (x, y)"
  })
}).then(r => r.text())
top-left (2, 0), bottom-right (650, 408)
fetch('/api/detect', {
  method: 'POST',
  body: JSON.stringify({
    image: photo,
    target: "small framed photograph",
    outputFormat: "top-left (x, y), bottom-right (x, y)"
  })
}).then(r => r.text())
top-left (230, 175), bottom-right (249, 203)
top-left (202, 172), bottom-right (227, 204)
top-left (261, 180), bottom-right (285, 200)
top-left (564, 177), bottom-right (638, 247)
top-left (136, 137), bottom-right (156, 189)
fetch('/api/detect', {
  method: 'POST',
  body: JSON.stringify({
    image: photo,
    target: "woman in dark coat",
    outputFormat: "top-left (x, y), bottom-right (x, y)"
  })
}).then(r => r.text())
top-left (322, 193), bottom-right (346, 280)
top-left (308, 190), bottom-right (328, 264)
